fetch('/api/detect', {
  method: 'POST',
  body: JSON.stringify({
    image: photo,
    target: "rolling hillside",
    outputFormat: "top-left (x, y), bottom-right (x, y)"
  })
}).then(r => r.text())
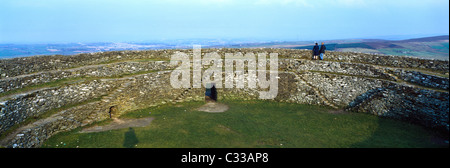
top-left (287, 35), bottom-right (449, 60)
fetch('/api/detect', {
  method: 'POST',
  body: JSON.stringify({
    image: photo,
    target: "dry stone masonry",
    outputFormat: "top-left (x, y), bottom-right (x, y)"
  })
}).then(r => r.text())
top-left (0, 48), bottom-right (448, 148)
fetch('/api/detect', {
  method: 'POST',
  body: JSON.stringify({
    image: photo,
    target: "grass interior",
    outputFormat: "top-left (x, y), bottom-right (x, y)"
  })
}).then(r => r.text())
top-left (42, 99), bottom-right (446, 148)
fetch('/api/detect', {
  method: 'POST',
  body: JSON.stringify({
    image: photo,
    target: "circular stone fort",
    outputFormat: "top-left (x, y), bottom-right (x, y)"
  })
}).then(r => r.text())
top-left (0, 48), bottom-right (448, 148)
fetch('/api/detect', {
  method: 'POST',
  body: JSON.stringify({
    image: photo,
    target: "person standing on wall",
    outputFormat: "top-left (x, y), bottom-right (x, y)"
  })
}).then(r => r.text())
top-left (319, 42), bottom-right (326, 60)
top-left (312, 43), bottom-right (320, 60)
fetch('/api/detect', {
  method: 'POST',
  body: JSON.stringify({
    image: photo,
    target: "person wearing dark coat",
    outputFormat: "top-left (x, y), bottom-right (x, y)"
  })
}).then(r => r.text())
top-left (312, 43), bottom-right (320, 60)
top-left (319, 42), bottom-right (326, 60)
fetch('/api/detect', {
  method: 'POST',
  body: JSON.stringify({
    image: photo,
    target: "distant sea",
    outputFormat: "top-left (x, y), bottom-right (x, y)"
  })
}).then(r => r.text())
top-left (0, 43), bottom-right (175, 59)
top-left (0, 40), bottom-right (246, 59)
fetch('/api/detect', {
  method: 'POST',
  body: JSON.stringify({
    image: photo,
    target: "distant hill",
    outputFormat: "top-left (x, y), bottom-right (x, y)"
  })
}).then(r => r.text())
top-left (398, 35), bottom-right (449, 42)
top-left (284, 35), bottom-right (449, 60)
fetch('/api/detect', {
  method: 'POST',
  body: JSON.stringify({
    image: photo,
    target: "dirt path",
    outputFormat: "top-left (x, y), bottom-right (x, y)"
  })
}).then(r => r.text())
top-left (79, 117), bottom-right (154, 133)
top-left (197, 102), bottom-right (229, 113)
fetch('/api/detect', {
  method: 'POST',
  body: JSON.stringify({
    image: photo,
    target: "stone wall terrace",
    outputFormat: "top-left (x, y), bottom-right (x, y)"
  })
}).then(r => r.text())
top-left (0, 48), bottom-right (448, 148)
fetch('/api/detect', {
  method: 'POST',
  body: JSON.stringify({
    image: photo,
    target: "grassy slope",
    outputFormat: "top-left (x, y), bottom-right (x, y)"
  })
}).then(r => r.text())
top-left (42, 100), bottom-right (445, 148)
top-left (379, 42), bottom-right (449, 60)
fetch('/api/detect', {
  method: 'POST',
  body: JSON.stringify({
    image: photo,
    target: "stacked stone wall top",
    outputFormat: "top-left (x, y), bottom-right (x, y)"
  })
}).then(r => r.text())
top-left (1, 49), bottom-right (447, 79)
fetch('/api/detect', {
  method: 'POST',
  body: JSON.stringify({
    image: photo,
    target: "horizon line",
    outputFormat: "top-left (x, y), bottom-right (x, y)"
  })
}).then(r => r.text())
top-left (0, 34), bottom-right (448, 44)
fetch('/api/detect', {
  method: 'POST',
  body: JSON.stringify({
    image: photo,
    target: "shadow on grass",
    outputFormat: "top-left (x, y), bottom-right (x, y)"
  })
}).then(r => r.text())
top-left (350, 118), bottom-right (448, 148)
top-left (123, 127), bottom-right (139, 148)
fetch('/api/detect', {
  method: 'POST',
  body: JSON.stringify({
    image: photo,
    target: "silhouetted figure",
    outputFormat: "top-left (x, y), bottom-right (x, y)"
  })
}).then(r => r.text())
top-left (319, 42), bottom-right (326, 60)
top-left (312, 43), bottom-right (320, 60)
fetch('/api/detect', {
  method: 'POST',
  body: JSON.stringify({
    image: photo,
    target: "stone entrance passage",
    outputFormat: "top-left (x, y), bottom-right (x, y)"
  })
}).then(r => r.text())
top-left (198, 83), bottom-right (228, 113)
top-left (80, 117), bottom-right (154, 133)
top-left (205, 83), bottom-right (217, 102)
top-left (109, 106), bottom-right (117, 119)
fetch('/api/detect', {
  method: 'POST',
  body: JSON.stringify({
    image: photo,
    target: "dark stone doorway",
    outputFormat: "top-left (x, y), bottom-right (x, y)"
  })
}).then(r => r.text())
top-left (109, 106), bottom-right (117, 118)
top-left (205, 83), bottom-right (217, 102)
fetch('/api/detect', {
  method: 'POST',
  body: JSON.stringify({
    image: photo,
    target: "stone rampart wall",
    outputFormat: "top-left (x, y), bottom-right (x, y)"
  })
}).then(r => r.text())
top-left (0, 49), bottom-right (448, 148)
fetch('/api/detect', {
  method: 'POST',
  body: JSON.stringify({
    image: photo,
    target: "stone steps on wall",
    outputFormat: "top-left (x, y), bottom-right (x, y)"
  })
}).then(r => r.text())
top-left (371, 66), bottom-right (449, 93)
top-left (100, 78), bottom-right (133, 103)
top-left (0, 101), bottom-right (104, 148)
top-left (292, 71), bottom-right (339, 109)
top-left (345, 88), bottom-right (385, 111)
top-left (310, 87), bottom-right (339, 109)
top-left (372, 65), bottom-right (400, 81)
top-left (173, 89), bottom-right (192, 102)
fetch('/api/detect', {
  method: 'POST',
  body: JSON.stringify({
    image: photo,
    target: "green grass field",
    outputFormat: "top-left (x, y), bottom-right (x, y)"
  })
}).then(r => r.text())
top-left (42, 100), bottom-right (446, 148)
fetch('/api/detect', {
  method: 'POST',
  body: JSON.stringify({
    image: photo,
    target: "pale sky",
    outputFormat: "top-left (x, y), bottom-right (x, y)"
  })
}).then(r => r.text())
top-left (0, 0), bottom-right (448, 43)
